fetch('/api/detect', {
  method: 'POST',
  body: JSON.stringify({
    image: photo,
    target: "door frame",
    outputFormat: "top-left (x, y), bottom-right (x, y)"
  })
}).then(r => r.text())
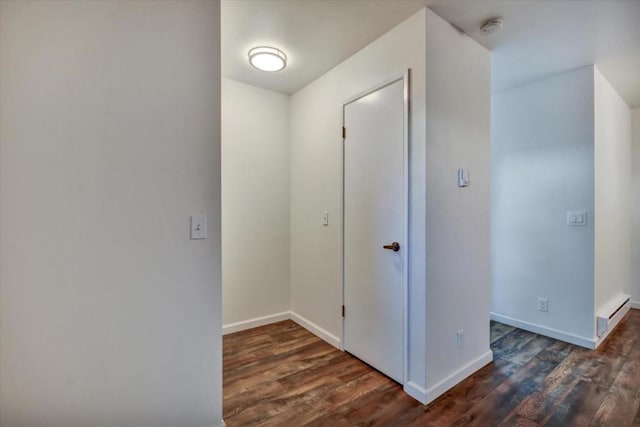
top-left (340, 70), bottom-right (410, 385)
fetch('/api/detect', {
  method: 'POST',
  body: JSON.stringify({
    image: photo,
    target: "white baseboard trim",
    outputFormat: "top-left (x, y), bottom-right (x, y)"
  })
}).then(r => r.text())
top-left (631, 301), bottom-right (640, 310)
top-left (424, 350), bottom-right (494, 405)
top-left (404, 381), bottom-right (428, 404)
top-left (490, 312), bottom-right (597, 349)
top-left (290, 311), bottom-right (341, 349)
top-left (223, 311), bottom-right (290, 335)
top-left (595, 301), bottom-right (631, 348)
top-left (223, 310), bottom-right (342, 349)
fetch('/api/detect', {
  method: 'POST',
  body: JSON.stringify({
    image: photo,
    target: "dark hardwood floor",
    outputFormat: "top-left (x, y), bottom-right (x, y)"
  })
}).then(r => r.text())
top-left (223, 309), bottom-right (640, 426)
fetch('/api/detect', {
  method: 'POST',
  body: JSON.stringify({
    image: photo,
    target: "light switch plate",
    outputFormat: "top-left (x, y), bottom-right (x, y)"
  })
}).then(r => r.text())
top-left (566, 210), bottom-right (587, 227)
top-left (458, 169), bottom-right (469, 187)
top-left (190, 215), bottom-right (207, 239)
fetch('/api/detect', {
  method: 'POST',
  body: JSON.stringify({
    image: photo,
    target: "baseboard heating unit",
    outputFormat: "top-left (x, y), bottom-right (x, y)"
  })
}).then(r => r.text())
top-left (597, 296), bottom-right (630, 338)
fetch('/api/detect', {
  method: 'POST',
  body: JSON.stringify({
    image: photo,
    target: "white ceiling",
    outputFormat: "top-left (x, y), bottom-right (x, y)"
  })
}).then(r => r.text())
top-left (221, 0), bottom-right (428, 95)
top-left (222, 0), bottom-right (640, 108)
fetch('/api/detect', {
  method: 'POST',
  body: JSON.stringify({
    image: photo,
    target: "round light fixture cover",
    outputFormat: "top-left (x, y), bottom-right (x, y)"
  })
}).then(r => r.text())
top-left (248, 46), bottom-right (287, 72)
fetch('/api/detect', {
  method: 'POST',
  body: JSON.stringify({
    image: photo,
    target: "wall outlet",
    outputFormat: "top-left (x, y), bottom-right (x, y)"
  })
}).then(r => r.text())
top-left (537, 297), bottom-right (549, 312)
top-left (456, 330), bottom-right (464, 348)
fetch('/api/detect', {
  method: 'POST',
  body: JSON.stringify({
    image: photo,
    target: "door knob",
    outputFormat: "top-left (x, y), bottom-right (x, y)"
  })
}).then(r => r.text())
top-left (383, 242), bottom-right (400, 252)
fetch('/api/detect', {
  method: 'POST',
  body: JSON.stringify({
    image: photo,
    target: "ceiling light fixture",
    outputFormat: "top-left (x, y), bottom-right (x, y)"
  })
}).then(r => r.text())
top-left (248, 46), bottom-right (287, 72)
top-left (480, 17), bottom-right (504, 35)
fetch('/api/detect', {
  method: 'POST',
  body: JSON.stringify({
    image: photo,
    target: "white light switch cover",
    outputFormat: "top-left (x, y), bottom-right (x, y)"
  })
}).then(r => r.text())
top-left (566, 210), bottom-right (587, 226)
top-left (458, 168), bottom-right (469, 187)
top-left (190, 215), bottom-right (207, 239)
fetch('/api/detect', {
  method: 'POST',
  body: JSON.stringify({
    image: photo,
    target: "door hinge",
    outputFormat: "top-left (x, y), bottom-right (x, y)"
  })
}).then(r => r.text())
top-left (342, 305), bottom-right (345, 317)
top-left (342, 126), bottom-right (346, 139)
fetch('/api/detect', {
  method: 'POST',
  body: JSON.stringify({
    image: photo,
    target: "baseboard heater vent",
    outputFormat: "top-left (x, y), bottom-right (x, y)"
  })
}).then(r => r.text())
top-left (597, 296), bottom-right (630, 338)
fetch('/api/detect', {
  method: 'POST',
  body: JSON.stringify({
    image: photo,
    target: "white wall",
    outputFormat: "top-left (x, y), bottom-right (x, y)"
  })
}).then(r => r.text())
top-left (492, 66), bottom-right (596, 342)
top-left (423, 11), bottom-right (492, 398)
top-left (632, 108), bottom-right (640, 305)
top-left (222, 78), bottom-right (290, 330)
top-left (0, 2), bottom-right (223, 426)
top-left (290, 7), bottom-right (491, 403)
top-left (289, 8), bottom-right (428, 391)
top-left (594, 67), bottom-right (632, 315)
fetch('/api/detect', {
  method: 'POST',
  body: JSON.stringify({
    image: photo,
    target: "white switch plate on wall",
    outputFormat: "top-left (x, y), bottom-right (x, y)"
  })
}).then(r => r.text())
top-left (458, 168), bottom-right (469, 187)
top-left (190, 215), bottom-right (207, 239)
top-left (566, 210), bottom-right (587, 226)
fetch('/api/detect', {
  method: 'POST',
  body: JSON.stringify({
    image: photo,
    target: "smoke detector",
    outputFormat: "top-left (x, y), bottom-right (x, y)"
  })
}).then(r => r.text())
top-left (480, 17), bottom-right (503, 35)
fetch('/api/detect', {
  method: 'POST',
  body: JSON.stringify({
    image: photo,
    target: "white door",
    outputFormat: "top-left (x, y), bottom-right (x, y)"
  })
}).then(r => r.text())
top-left (343, 78), bottom-right (405, 383)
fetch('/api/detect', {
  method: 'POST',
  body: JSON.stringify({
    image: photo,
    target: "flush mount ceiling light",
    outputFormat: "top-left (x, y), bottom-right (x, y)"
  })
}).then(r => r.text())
top-left (480, 17), bottom-right (504, 35)
top-left (248, 46), bottom-right (287, 72)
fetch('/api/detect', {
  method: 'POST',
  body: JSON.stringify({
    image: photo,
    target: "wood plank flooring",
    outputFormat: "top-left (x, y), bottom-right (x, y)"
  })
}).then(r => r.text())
top-left (223, 309), bottom-right (640, 426)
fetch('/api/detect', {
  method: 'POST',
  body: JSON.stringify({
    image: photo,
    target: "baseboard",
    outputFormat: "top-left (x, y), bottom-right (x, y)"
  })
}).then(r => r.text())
top-left (223, 310), bottom-right (341, 349)
top-left (290, 311), bottom-right (341, 349)
top-left (404, 381), bottom-right (428, 404)
top-left (490, 312), bottom-right (597, 349)
top-left (424, 350), bottom-right (494, 404)
top-left (631, 301), bottom-right (640, 310)
top-left (595, 301), bottom-right (631, 348)
top-left (223, 311), bottom-right (290, 335)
